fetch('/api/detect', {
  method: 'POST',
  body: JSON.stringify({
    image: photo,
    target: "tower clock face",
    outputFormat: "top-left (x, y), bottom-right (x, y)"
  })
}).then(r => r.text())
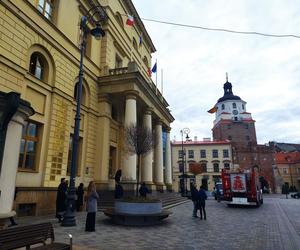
top-left (232, 110), bottom-right (238, 115)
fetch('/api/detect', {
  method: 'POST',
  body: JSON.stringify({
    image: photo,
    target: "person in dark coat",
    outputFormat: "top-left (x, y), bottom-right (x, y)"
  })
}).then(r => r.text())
top-left (191, 182), bottom-right (199, 218)
top-left (198, 185), bottom-right (207, 220)
top-left (139, 182), bottom-right (150, 197)
top-left (85, 181), bottom-right (99, 232)
top-left (114, 169), bottom-right (122, 184)
top-left (76, 183), bottom-right (84, 212)
top-left (115, 183), bottom-right (124, 199)
top-left (56, 178), bottom-right (67, 222)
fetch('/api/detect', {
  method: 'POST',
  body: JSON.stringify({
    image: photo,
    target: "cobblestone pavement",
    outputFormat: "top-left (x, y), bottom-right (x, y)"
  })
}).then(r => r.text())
top-left (17, 194), bottom-right (300, 250)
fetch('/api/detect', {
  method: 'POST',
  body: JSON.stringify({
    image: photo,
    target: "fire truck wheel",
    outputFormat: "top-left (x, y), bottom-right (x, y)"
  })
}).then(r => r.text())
top-left (260, 199), bottom-right (263, 204)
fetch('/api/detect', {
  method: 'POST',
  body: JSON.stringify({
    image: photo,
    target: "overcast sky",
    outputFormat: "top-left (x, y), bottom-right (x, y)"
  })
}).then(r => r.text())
top-left (132, 0), bottom-right (300, 144)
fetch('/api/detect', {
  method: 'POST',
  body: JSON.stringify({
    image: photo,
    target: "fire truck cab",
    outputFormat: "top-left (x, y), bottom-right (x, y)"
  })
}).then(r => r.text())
top-left (221, 167), bottom-right (263, 207)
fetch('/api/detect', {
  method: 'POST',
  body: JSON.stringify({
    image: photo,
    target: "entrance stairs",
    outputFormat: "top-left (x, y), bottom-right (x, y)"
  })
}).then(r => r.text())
top-left (97, 191), bottom-right (189, 211)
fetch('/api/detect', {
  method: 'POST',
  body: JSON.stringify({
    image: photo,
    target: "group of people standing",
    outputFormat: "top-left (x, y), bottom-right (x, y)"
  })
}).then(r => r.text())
top-left (55, 178), bottom-right (99, 232)
top-left (191, 183), bottom-right (207, 220)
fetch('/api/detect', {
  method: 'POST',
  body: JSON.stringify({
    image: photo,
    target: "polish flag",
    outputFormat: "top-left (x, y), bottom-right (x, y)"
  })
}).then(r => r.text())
top-left (126, 15), bottom-right (134, 26)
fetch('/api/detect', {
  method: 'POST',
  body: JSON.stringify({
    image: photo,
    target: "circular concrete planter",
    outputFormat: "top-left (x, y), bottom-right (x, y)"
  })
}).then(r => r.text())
top-left (115, 200), bottom-right (162, 215)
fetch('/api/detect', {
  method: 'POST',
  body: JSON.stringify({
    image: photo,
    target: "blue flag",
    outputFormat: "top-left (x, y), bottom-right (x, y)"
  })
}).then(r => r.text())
top-left (151, 62), bottom-right (157, 73)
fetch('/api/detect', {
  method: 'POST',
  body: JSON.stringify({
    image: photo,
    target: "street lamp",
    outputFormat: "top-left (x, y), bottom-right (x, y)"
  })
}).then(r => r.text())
top-left (62, 5), bottom-right (107, 227)
top-left (180, 128), bottom-right (190, 196)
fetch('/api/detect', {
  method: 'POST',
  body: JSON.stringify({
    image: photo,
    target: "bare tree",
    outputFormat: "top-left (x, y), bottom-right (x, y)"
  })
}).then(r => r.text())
top-left (125, 123), bottom-right (154, 196)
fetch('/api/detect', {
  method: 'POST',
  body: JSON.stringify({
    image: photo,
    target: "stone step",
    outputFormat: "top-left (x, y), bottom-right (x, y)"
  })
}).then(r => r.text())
top-left (97, 192), bottom-right (188, 211)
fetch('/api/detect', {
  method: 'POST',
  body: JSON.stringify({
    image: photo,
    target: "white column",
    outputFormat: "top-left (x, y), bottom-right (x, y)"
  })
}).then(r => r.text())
top-left (122, 92), bottom-right (137, 181)
top-left (165, 128), bottom-right (172, 186)
top-left (141, 108), bottom-right (153, 184)
top-left (0, 105), bottom-right (34, 216)
top-left (154, 121), bottom-right (164, 185)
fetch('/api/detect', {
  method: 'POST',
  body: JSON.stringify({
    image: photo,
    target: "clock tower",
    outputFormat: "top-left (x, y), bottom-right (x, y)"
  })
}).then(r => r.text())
top-left (208, 76), bottom-right (276, 191)
top-left (209, 77), bottom-right (258, 169)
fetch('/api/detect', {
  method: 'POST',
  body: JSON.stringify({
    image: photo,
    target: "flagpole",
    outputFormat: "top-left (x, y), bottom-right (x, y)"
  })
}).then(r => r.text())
top-left (162, 69), bottom-right (164, 95)
top-left (155, 59), bottom-right (158, 95)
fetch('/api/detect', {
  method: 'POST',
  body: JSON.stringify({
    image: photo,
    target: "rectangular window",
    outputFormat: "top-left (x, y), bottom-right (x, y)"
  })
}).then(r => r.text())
top-left (67, 135), bottom-right (82, 176)
top-left (188, 150), bottom-right (194, 159)
top-left (223, 149), bottom-right (229, 158)
top-left (178, 150), bottom-right (184, 158)
top-left (38, 0), bottom-right (54, 20)
top-left (297, 168), bottom-right (300, 174)
top-left (283, 168), bottom-right (288, 174)
top-left (18, 121), bottom-right (40, 171)
top-left (178, 162), bottom-right (184, 172)
top-left (213, 163), bottom-right (219, 172)
top-left (212, 149), bottom-right (218, 158)
top-left (200, 150), bottom-right (206, 158)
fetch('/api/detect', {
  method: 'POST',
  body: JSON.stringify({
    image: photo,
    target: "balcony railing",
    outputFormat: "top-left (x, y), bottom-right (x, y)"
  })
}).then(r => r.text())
top-left (109, 67), bottom-right (128, 75)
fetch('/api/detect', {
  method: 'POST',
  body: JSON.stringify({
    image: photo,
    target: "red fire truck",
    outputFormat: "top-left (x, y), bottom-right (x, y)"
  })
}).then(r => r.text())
top-left (221, 168), bottom-right (263, 207)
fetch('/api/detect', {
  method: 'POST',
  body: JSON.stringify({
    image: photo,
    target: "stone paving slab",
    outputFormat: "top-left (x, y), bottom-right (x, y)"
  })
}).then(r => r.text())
top-left (15, 195), bottom-right (300, 250)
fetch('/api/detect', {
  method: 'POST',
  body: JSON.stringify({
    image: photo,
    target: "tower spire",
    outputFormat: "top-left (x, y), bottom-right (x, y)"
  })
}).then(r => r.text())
top-left (226, 72), bottom-right (228, 82)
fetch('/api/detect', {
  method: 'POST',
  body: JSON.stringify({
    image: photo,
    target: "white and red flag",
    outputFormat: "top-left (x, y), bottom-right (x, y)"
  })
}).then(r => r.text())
top-left (126, 15), bottom-right (134, 26)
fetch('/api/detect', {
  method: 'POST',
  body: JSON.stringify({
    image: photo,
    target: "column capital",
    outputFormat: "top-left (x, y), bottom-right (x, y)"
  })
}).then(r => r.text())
top-left (165, 127), bottom-right (171, 133)
top-left (98, 93), bottom-right (111, 103)
top-left (144, 107), bottom-right (154, 115)
top-left (125, 90), bottom-right (139, 100)
top-left (155, 119), bottom-right (163, 126)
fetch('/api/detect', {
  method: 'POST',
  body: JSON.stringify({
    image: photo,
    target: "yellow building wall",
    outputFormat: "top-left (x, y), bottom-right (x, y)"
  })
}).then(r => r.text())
top-left (1, 0), bottom-right (163, 215)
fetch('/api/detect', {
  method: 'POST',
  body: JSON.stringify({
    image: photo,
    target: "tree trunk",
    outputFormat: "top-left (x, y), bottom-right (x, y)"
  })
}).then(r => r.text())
top-left (136, 154), bottom-right (142, 197)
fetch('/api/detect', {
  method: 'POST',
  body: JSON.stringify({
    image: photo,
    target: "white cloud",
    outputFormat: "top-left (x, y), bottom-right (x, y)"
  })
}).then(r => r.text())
top-left (132, 0), bottom-right (300, 144)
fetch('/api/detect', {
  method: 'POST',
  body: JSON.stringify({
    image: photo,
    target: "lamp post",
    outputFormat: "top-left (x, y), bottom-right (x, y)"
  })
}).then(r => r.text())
top-left (180, 128), bottom-right (190, 196)
top-left (62, 5), bottom-right (107, 227)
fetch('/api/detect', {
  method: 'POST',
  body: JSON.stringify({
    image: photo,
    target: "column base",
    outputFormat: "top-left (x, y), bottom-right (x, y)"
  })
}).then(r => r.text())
top-left (0, 211), bottom-right (16, 229)
top-left (155, 182), bottom-right (166, 192)
top-left (94, 181), bottom-right (109, 191)
top-left (165, 183), bottom-right (173, 192)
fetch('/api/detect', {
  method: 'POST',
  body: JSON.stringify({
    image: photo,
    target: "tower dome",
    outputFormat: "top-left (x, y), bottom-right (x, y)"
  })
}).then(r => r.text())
top-left (217, 80), bottom-right (241, 103)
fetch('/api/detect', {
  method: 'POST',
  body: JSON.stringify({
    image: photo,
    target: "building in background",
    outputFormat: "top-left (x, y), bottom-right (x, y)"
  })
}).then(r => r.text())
top-left (0, 0), bottom-right (174, 216)
top-left (271, 142), bottom-right (300, 192)
top-left (171, 138), bottom-right (232, 192)
top-left (208, 78), bottom-right (275, 192)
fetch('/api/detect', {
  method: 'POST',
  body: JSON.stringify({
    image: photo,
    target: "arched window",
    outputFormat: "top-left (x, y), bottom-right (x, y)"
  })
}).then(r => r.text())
top-left (221, 104), bottom-right (225, 110)
top-left (232, 103), bottom-right (237, 109)
top-left (213, 163), bottom-right (219, 172)
top-left (132, 37), bottom-right (138, 50)
top-left (115, 12), bottom-right (124, 28)
top-left (143, 56), bottom-right (149, 67)
top-left (29, 52), bottom-right (48, 80)
top-left (74, 83), bottom-right (87, 106)
top-left (242, 104), bottom-right (245, 110)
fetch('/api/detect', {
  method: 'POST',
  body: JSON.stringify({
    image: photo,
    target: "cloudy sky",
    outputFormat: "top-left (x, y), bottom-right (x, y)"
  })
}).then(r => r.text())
top-left (132, 0), bottom-right (300, 144)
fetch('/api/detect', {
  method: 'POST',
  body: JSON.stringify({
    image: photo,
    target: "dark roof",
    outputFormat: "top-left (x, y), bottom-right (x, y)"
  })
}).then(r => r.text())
top-left (217, 81), bottom-right (241, 103)
top-left (271, 142), bottom-right (300, 152)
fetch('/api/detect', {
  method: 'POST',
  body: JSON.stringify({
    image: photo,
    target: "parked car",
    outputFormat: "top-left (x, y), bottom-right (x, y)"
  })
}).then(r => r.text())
top-left (291, 192), bottom-right (300, 199)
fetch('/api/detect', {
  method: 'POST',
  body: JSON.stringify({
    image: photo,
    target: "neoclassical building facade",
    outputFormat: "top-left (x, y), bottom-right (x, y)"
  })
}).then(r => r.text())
top-left (0, 0), bottom-right (174, 216)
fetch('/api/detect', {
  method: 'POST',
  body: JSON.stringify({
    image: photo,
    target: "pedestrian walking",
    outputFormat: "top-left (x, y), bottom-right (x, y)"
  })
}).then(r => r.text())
top-left (115, 183), bottom-right (124, 199)
top-left (56, 178), bottom-right (67, 222)
top-left (198, 185), bottom-right (207, 220)
top-left (85, 181), bottom-right (99, 232)
top-left (216, 185), bottom-right (221, 202)
top-left (191, 182), bottom-right (199, 218)
top-left (139, 182), bottom-right (150, 198)
top-left (76, 183), bottom-right (84, 212)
